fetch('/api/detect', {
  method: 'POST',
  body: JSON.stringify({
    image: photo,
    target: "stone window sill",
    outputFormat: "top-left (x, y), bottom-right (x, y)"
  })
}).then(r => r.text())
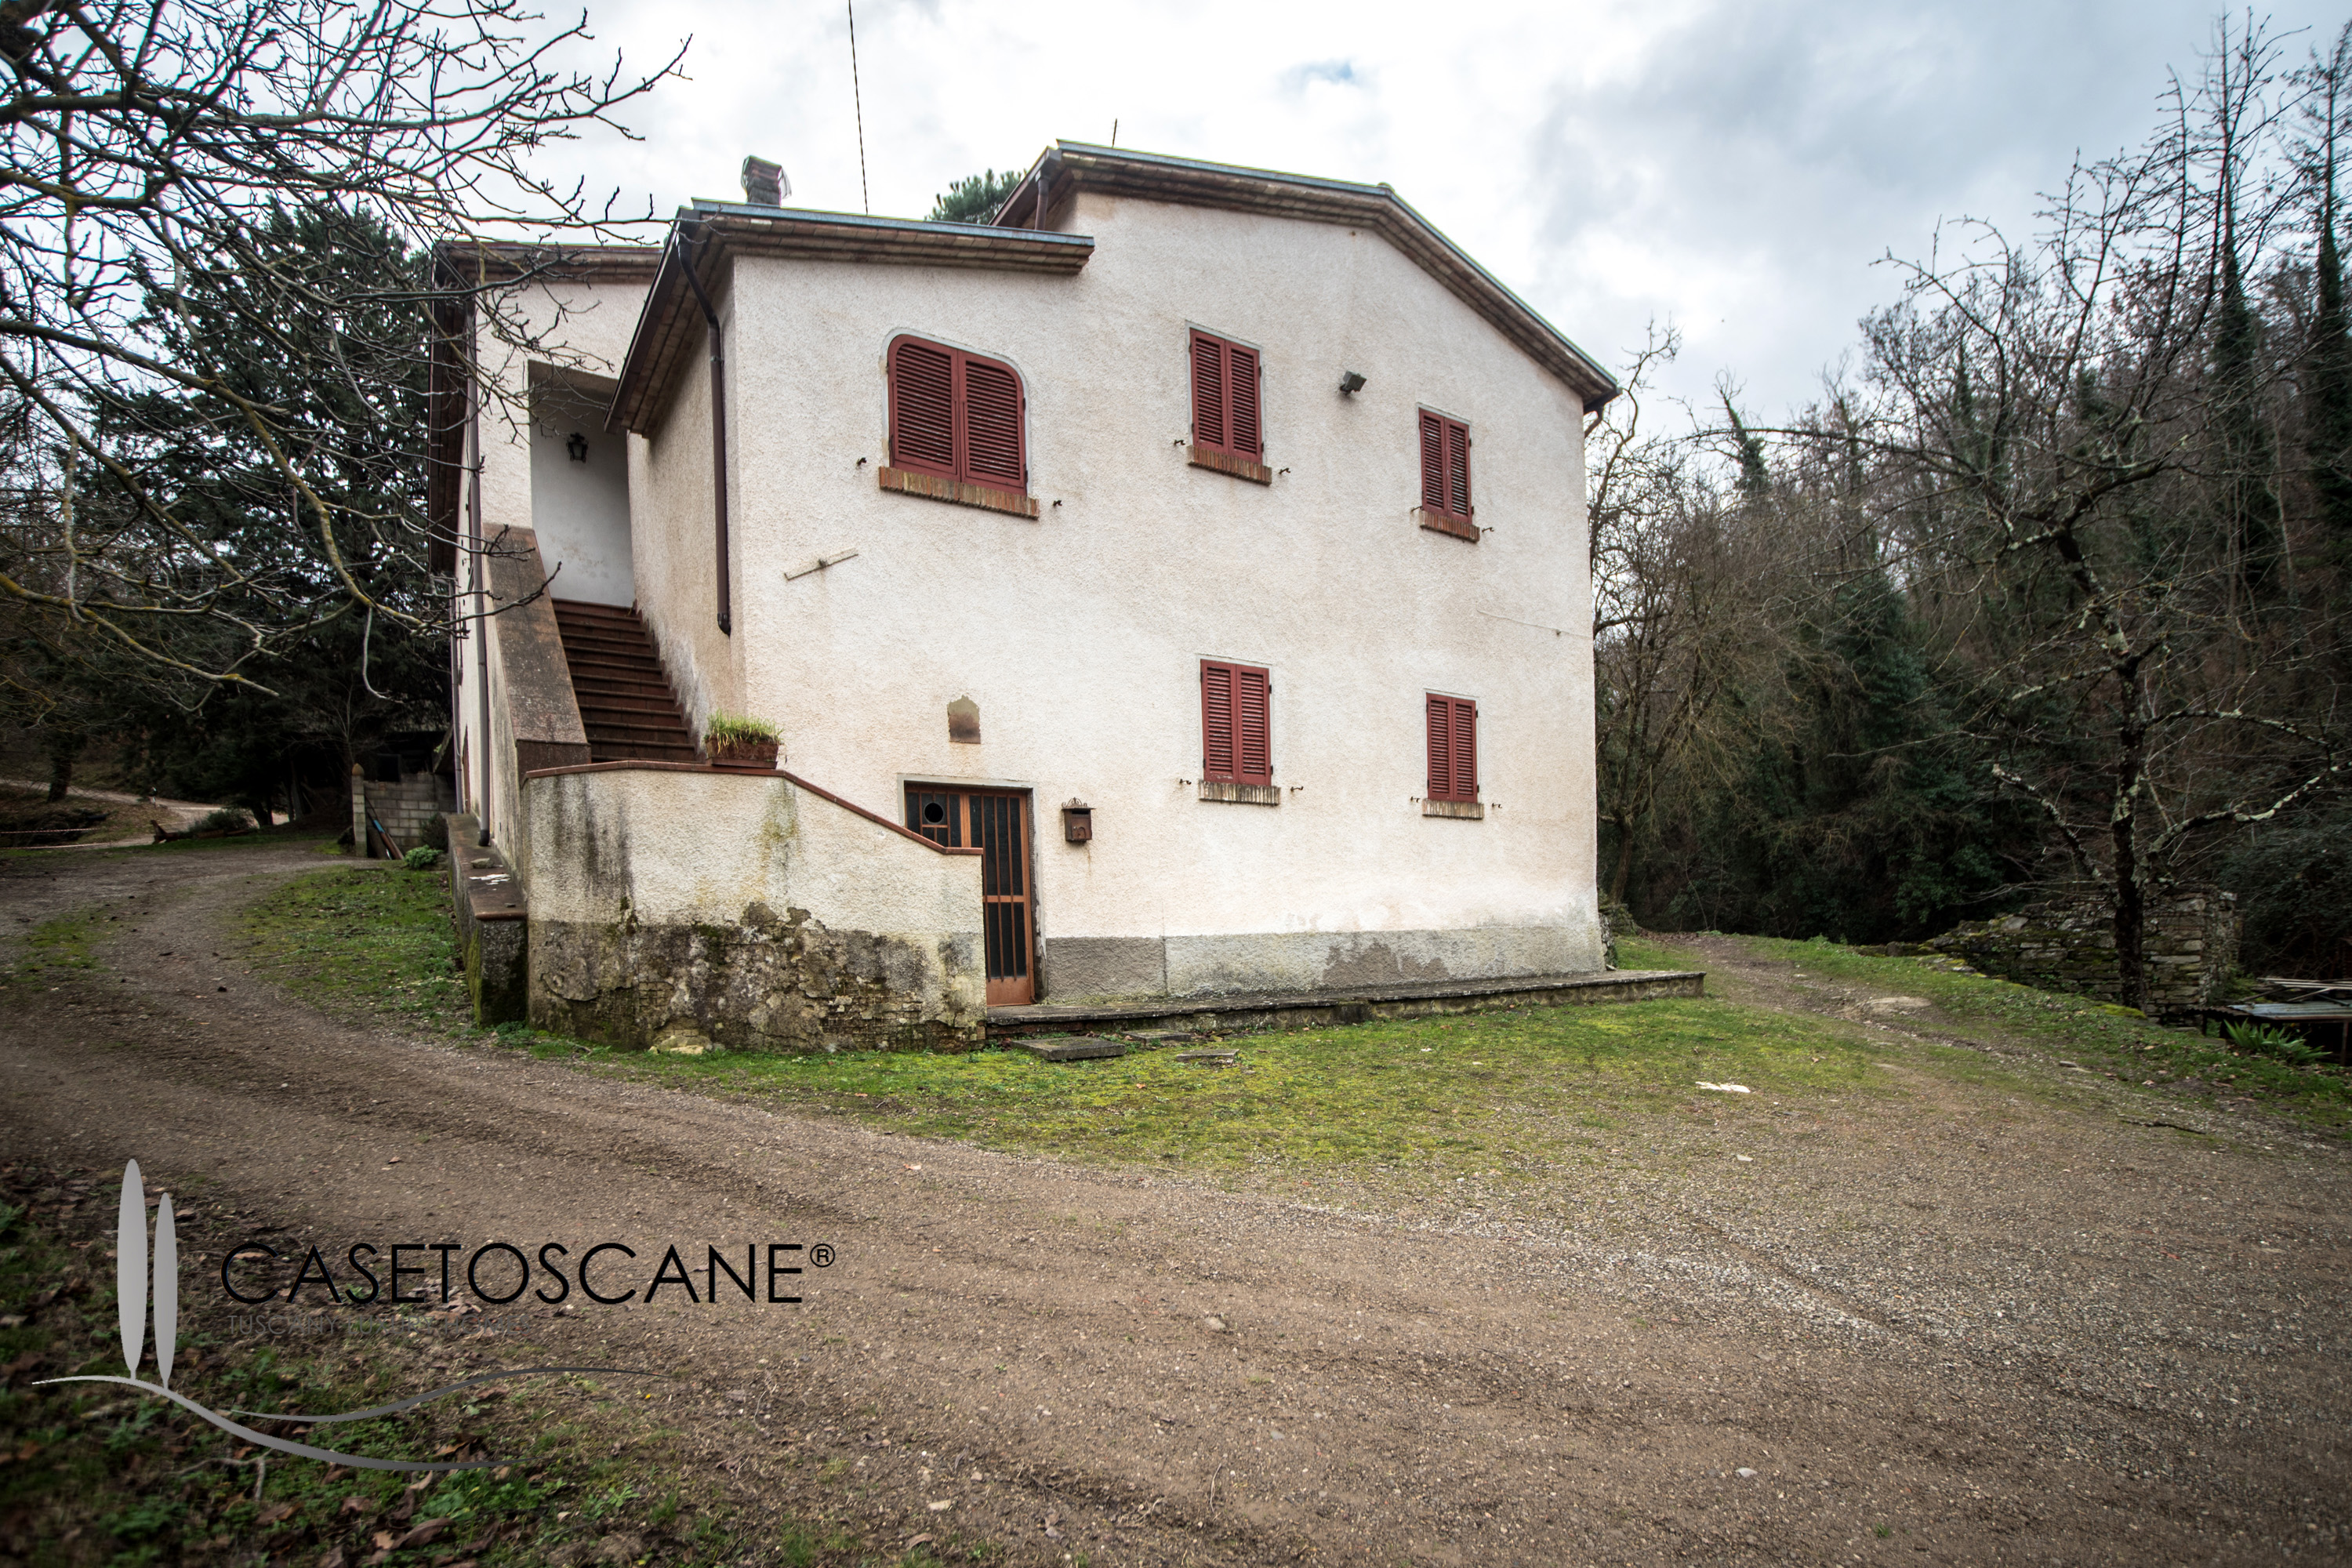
top-left (1189, 445), bottom-right (1274, 485)
top-left (1199, 780), bottom-right (1279, 806)
top-left (879, 465), bottom-right (1040, 519)
top-left (1417, 509), bottom-right (1479, 542)
top-left (1422, 797), bottom-right (1484, 819)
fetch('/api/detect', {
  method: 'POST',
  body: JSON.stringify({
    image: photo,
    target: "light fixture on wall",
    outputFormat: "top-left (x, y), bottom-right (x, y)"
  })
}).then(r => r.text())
top-left (565, 431), bottom-right (588, 463)
top-left (1338, 371), bottom-right (1367, 395)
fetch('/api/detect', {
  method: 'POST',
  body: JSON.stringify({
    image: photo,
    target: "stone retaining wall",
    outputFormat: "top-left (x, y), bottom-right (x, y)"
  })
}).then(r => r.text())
top-left (521, 764), bottom-right (986, 1052)
top-left (1926, 887), bottom-right (2241, 1014)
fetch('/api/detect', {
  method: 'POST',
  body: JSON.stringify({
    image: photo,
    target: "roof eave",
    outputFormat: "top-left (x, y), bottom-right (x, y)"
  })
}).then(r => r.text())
top-left (1004, 142), bottom-right (1618, 409)
top-left (606, 205), bottom-right (1096, 434)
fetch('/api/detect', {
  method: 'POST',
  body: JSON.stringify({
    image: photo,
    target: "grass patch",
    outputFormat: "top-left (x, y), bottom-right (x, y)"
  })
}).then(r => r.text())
top-left (240, 865), bottom-right (471, 1035)
top-left (1718, 935), bottom-right (2352, 1132)
top-left (0, 1164), bottom-right (778, 1566)
top-left (234, 867), bottom-right (1900, 1185)
top-left (2, 909), bottom-right (106, 990)
top-left (499, 996), bottom-right (1891, 1186)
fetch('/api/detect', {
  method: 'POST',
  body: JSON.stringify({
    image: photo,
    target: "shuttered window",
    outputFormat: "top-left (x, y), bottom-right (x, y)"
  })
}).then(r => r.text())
top-left (887, 335), bottom-right (1027, 493)
top-left (1425, 694), bottom-right (1478, 801)
top-left (1190, 329), bottom-right (1263, 462)
top-left (1418, 409), bottom-right (1474, 537)
top-left (1201, 659), bottom-right (1272, 786)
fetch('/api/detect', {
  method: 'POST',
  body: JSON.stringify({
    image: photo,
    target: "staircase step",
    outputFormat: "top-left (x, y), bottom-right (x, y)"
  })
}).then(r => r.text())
top-left (555, 630), bottom-right (650, 652)
top-left (578, 697), bottom-right (684, 719)
top-left (552, 598), bottom-right (699, 768)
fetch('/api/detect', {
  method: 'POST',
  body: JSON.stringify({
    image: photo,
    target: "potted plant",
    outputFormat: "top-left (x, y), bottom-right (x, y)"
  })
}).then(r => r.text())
top-left (703, 713), bottom-right (781, 771)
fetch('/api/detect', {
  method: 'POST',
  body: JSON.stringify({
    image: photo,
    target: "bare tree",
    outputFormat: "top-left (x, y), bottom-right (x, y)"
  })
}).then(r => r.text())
top-left (1848, 17), bottom-right (2344, 1009)
top-left (1588, 329), bottom-right (1787, 905)
top-left (0, 0), bottom-right (680, 708)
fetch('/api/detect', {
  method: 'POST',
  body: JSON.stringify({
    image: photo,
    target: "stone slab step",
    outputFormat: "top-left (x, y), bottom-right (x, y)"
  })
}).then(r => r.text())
top-left (1009, 1034), bottom-right (1127, 1061)
top-left (987, 969), bottom-right (1707, 1040)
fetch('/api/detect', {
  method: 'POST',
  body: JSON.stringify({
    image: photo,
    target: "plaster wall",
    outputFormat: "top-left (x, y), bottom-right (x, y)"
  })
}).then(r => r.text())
top-left (685, 193), bottom-right (1599, 998)
top-left (528, 389), bottom-right (634, 606)
top-left (454, 269), bottom-right (652, 855)
top-left (522, 768), bottom-right (986, 1048)
top-left (629, 333), bottom-right (738, 739)
top-left (472, 278), bottom-right (648, 546)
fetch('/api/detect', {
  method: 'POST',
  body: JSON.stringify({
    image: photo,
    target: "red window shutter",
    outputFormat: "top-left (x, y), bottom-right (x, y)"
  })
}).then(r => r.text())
top-left (1418, 411), bottom-right (1472, 522)
top-left (891, 339), bottom-right (956, 477)
top-left (1202, 659), bottom-right (1271, 785)
top-left (1192, 331), bottom-right (1227, 452)
top-left (1201, 662), bottom-right (1236, 780)
top-left (1426, 695), bottom-right (1453, 797)
top-left (1427, 694), bottom-right (1478, 800)
top-left (890, 335), bottom-right (1027, 493)
top-left (960, 357), bottom-right (1024, 487)
top-left (1446, 420), bottom-right (1472, 519)
top-left (1452, 698), bottom-right (1478, 799)
top-left (1419, 411), bottom-right (1447, 513)
top-left (1228, 343), bottom-right (1261, 459)
top-left (1234, 665), bottom-right (1270, 785)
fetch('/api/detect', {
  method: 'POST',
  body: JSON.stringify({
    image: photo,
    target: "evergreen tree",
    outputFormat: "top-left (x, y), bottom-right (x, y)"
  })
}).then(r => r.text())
top-left (2304, 26), bottom-right (2352, 570)
top-left (928, 169), bottom-right (1024, 224)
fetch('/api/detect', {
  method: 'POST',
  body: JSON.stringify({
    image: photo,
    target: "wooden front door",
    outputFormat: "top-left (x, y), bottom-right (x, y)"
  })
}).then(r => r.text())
top-left (906, 786), bottom-right (1035, 1005)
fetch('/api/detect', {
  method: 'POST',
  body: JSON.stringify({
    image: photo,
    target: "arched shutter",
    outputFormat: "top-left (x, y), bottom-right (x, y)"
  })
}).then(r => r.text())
top-left (891, 339), bottom-right (956, 477)
top-left (961, 358), bottom-right (1024, 487)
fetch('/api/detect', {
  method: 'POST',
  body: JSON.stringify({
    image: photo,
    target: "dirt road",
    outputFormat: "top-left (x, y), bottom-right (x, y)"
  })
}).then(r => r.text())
top-left (2, 848), bottom-right (2346, 1565)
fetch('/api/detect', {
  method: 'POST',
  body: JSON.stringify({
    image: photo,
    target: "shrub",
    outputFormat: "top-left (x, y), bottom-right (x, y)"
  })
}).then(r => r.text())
top-left (191, 807), bottom-right (252, 833)
top-left (402, 846), bottom-right (444, 871)
top-left (703, 713), bottom-right (779, 745)
top-left (2223, 1018), bottom-right (2327, 1067)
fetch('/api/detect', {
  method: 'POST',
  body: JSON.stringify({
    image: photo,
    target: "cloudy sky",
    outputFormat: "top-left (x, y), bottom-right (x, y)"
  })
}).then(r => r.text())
top-left (539, 0), bottom-right (2347, 421)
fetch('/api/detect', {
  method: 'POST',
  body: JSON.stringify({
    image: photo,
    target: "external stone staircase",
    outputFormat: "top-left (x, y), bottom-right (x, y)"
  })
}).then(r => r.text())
top-left (550, 599), bottom-right (699, 764)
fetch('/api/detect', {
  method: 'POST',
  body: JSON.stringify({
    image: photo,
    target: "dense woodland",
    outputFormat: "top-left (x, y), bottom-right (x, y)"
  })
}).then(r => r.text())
top-left (1590, 20), bottom-right (2352, 993)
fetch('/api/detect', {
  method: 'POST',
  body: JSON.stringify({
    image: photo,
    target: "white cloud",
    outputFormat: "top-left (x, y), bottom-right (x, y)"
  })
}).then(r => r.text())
top-left (531, 0), bottom-right (2346, 419)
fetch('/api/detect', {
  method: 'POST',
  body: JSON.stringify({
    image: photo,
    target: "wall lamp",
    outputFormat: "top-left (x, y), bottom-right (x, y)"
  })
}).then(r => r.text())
top-left (565, 431), bottom-right (589, 463)
top-left (1338, 371), bottom-right (1367, 395)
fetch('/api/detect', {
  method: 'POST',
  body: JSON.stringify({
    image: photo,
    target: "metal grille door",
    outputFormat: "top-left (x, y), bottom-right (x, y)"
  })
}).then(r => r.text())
top-left (905, 787), bottom-right (1033, 1004)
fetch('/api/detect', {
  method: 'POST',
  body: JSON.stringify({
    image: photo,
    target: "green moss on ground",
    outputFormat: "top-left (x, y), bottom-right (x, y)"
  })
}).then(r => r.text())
top-left (1719, 935), bottom-right (2351, 1131)
top-left (2, 909), bottom-right (106, 989)
top-left (499, 995), bottom-right (1890, 1185)
top-left (240, 865), bottom-right (473, 1035)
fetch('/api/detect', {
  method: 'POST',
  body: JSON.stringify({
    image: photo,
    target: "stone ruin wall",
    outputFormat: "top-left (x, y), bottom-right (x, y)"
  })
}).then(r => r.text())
top-left (1926, 887), bottom-right (2241, 1014)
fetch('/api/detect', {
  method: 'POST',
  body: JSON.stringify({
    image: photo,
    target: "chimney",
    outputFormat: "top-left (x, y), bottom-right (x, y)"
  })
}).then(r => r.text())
top-left (740, 156), bottom-right (789, 206)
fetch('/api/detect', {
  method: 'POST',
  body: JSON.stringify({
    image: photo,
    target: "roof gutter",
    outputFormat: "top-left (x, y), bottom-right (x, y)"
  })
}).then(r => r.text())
top-left (678, 221), bottom-right (731, 637)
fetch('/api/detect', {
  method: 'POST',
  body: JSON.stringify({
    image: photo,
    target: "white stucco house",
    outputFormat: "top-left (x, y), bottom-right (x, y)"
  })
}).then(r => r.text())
top-left (433, 143), bottom-right (1684, 1051)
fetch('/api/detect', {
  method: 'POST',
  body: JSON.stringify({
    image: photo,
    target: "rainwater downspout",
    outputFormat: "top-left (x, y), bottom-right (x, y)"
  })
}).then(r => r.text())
top-left (681, 226), bottom-right (731, 636)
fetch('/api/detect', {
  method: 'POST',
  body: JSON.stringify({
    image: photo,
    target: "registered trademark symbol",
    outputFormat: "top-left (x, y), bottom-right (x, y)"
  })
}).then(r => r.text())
top-left (810, 1244), bottom-right (835, 1268)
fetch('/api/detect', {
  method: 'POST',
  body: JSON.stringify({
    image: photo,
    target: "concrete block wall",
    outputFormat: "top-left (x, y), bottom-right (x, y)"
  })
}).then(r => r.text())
top-left (363, 774), bottom-right (456, 855)
top-left (1927, 886), bottom-right (2241, 1014)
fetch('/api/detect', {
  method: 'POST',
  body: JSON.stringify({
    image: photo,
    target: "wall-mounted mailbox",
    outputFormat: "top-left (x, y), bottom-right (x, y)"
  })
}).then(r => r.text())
top-left (1062, 800), bottom-right (1093, 843)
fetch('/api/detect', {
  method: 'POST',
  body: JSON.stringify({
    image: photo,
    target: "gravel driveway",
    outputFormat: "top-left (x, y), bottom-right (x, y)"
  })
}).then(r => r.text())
top-left (2, 848), bottom-right (2345, 1565)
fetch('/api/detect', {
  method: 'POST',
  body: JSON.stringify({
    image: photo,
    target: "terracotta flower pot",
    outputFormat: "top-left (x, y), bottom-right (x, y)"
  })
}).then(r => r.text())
top-left (706, 737), bottom-right (779, 772)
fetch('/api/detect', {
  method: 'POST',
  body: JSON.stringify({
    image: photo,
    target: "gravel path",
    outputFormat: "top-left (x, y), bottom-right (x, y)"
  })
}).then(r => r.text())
top-left (1, 849), bottom-right (2346, 1565)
